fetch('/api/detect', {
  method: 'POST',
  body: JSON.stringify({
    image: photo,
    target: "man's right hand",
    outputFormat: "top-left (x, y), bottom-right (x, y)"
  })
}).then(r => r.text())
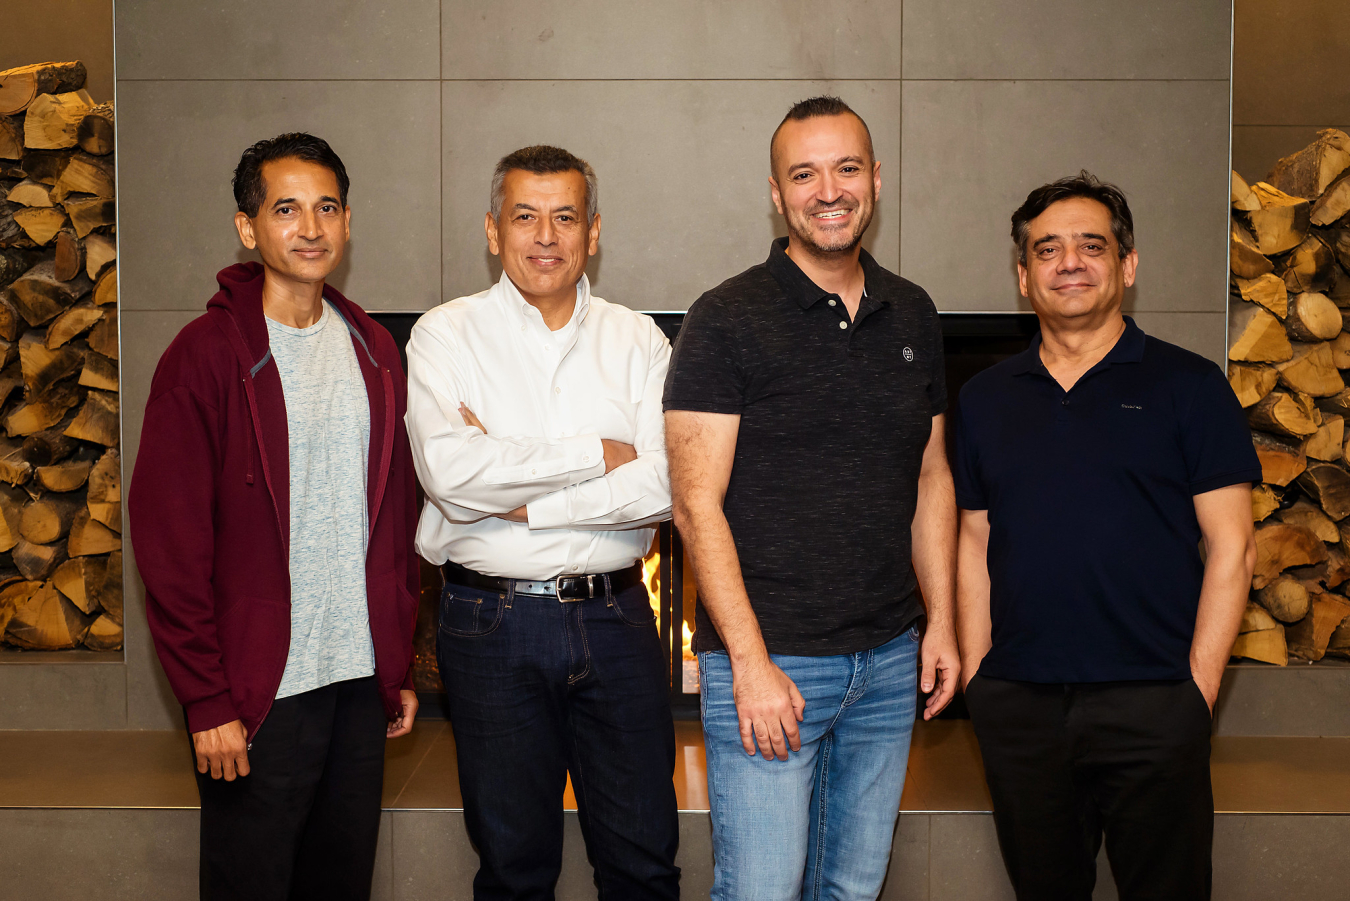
top-left (731, 655), bottom-right (806, 760)
top-left (192, 719), bottom-right (250, 781)
top-left (601, 439), bottom-right (637, 473)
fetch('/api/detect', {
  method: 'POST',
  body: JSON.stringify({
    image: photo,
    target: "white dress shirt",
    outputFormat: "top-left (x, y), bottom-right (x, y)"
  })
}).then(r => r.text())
top-left (406, 272), bottom-right (672, 580)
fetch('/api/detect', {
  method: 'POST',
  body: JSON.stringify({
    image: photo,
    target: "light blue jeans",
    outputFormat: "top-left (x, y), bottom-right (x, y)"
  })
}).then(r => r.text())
top-left (699, 626), bottom-right (920, 901)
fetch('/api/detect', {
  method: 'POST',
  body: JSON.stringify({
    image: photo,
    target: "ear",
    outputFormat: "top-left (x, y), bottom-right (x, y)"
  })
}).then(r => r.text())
top-left (768, 175), bottom-right (784, 215)
top-left (1017, 261), bottom-right (1029, 298)
top-left (872, 158), bottom-right (881, 199)
top-left (1121, 248), bottom-right (1139, 289)
top-left (484, 211), bottom-right (500, 256)
top-left (587, 212), bottom-right (601, 257)
top-left (342, 205), bottom-right (352, 244)
top-left (234, 211), bottom-right (257, 250)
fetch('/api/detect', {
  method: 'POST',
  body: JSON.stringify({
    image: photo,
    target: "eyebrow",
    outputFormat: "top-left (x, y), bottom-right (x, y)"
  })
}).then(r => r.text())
top-left (1032, 231), bottom-right (1109, 248)
top-left (511, 202), bottom-right (579, 214)
top-left (787, 155), bottom-right (868, 174)
top-left (270, 195), bottom-right (341, 209)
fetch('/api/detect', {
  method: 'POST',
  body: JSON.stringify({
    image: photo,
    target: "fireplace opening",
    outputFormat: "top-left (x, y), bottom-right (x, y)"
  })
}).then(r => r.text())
top-left (372, 309), bottom-right (1040, 718)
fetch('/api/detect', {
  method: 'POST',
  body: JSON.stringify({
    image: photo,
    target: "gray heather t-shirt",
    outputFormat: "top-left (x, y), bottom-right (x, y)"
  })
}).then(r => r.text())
top-left (267, 300), bottom-right (374, 699)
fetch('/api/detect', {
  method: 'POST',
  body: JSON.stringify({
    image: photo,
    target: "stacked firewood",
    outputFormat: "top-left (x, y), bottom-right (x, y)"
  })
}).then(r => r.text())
top-left (0, 61), bottom-right (121, 653)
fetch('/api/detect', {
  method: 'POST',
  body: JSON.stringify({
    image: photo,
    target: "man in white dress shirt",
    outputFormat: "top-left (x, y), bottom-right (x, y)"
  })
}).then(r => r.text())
top-left (406, 146), bottom-right (679, 900)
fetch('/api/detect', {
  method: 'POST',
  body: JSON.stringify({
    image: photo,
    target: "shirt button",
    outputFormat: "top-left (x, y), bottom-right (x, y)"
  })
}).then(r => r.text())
top-left (1061, 398), bottom-right (1069, 406)
top-left (571, 565), bottom-right (579, 571)
top-left (828, 299), bottom-right (837, 307)
top-left (531, 468), bottom-right (538, 475)
top-left (839, 321), bottom-right (848, 330)
top-left (520, 325), bottom-right (526, 331)
top-left (582, 455), bottom-right (590, 463)
top-left (555, 386), bottom-right (562, 394)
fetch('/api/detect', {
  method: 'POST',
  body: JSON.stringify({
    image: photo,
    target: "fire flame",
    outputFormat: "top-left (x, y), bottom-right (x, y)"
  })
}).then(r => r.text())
top-left (642, 548), bottom-right (696, 662)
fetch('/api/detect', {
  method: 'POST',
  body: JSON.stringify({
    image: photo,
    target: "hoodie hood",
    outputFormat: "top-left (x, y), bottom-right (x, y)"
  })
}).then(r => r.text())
top-left (207, 261), bottom-right (380, 372)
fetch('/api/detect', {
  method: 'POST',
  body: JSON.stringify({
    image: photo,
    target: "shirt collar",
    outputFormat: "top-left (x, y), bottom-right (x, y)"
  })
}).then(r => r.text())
top-left (496, 271), bottom-right (592, 332)
top-left (1011, 315), bottom-right (1145, 376)
top-left (765, 236), bottom-right (884, 309)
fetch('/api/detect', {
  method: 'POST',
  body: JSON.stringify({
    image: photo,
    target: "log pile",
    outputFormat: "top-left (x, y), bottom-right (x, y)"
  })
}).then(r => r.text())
top-left (0, 61), bottom-right (120, 653)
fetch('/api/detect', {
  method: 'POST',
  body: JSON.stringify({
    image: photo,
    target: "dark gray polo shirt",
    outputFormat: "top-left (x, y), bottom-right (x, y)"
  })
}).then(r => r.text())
top-left (663, 238), bottom-right (946, 656)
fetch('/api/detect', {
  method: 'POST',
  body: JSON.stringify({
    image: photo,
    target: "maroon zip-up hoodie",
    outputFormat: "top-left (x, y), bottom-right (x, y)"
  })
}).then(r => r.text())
top-left (129, 262), bottom-right (419, 739)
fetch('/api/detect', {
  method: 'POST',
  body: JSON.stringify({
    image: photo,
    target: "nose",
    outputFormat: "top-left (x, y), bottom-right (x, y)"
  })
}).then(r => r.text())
top-left (816, 171), bottom-right (844, 207)
top-left (1058, 244), bottom-right (1086, 273)
top-left (298, 207), bottom-right (321, 240)
top-left (535, 215), bottom-right (557, 246)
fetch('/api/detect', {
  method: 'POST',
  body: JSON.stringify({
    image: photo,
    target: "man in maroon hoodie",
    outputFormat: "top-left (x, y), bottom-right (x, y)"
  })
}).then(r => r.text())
top-left (129, 133), bottom-right (420, 901)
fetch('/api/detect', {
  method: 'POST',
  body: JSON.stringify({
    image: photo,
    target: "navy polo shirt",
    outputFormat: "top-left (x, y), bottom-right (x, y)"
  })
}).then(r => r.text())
top-left (954, 317), bottom-right (1262, 683)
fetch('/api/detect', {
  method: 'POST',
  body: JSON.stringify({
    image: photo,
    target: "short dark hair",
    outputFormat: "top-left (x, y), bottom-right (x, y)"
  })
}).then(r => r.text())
top-left (490, 145), bottom-right (598, 224)
top-left (232, 133), bottom-right (350, 218)
top-left (1011, 170), bottom-right (1134, 265)
top-left (770, 95), bottom-right (875, 173)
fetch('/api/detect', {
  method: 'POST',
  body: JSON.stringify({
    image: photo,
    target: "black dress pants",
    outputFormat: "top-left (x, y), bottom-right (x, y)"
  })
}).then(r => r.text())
top-left (964, 675), bottom-right (1214, 901)
top-left (194, 675), bottom-right (388, 901)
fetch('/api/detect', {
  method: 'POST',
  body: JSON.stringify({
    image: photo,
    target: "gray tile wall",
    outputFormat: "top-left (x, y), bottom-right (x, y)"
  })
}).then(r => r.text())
top-left (0, 0), bottom-right (1230, 730)
top-left (1232, 0), bottom-right (1350, 182)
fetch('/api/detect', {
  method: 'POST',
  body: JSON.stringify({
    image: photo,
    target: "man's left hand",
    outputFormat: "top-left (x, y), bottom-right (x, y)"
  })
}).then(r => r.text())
top-left (387, 689), bottom-right (419, 738)
top-left (920, 626), bottom-right (960, 721)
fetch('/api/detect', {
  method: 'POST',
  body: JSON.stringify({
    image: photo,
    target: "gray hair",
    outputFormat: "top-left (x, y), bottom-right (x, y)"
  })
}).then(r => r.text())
top-left (489, 145), bottom-right (598, 224)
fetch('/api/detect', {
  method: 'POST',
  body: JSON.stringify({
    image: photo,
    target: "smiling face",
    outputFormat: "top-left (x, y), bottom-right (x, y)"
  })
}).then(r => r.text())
top-left (769, 113), bottom-right (879, 258)
top-left (1018, 196), bottom-right (1137, 323)
top-left (233, 157), bottom-right (350, 287)
top-left (485, 168), bottom-right (600, 308)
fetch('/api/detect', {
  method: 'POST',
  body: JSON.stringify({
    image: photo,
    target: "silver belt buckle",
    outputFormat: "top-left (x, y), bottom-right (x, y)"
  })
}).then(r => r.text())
top-left (554, 574), bottom-right (592, 602)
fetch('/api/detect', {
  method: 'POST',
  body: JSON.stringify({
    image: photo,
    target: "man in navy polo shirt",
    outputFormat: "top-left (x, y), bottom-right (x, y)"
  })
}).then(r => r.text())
top-left (954, 171), bottom-right (1260, 900)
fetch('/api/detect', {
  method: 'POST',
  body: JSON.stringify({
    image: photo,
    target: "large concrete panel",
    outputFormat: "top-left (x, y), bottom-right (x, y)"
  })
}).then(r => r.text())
top-left (1213, 814), bottom-right (1350, 901)
top-left (0, 658), bottom-right (126, 730)
top-left (902, 0), bottom-right (1230, 81)
top-left (115, 0), bottom-right (440, 81)
top-left (0, 808), bottom-right (197, 901)
top-left (900, 80), bottom-right (1230, 314)
top-left (440, 0), bottom-right (901, 80)
top-left (0, 0), bottom-right (115, 101)
top-left (1232, 124), bottom-right (1350, 185)
top-left (442, 80), bottom-right (900, 312)
top-left (879, 814), bottom-right (930, 901)
top-left (115, 80), bottom-right (442, 313)
top-left (1129, 312), bottom-right (1228, 365)
top-left (119, 310), bottom-right (208, 730)
top-left (1215, 665), bottom-right (1350, 737)
top-left (928, 814), bottom-right (1014, 901)
top-left (1233, 0), bottom-right (1350, 128)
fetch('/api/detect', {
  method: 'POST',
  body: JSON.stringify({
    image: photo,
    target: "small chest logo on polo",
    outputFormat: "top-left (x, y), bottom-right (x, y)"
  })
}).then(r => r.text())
top-left (902, 347), bottom-right (914, 362)
top-left (1121, 404), bottom-right (1143, 410)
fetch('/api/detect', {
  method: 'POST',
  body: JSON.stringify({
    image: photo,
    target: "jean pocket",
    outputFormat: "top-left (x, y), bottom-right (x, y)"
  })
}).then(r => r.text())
top-left (609, 584), bottom-right (656, 627)
top-left (438, 584), bottom-right (507, 638)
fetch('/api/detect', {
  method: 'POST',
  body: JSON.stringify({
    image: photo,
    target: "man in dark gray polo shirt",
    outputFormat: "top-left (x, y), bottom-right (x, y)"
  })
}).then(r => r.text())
top-left (955, 172), bottom-right (1259, 900)
top-left (664, 96), bottom-right (959, 900)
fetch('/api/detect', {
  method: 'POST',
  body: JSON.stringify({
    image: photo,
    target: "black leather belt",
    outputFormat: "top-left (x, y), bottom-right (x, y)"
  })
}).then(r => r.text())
top-left (441, 561), bottom-right (644, 602)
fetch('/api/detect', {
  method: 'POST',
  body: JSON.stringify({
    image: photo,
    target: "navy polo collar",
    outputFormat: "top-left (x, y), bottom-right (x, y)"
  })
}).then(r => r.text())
top-left (1010, 315), bottom-right (1146, 376)
top-left (765, 236), bottom-right (886, 310)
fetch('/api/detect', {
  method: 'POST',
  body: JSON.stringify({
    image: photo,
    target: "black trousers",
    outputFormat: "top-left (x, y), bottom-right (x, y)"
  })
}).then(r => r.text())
top-left (194, 675), bottom-right (388, 901)
top-left (964, 675), bottom-right (1214, 901)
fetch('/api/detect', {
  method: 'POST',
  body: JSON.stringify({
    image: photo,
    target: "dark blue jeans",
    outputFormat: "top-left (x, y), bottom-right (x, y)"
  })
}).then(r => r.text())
top-left (437, 578), bottom-right (680, 901)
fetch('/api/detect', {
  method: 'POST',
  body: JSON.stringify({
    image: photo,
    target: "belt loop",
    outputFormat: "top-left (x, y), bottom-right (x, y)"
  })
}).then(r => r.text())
top-left (587, 574), bottom-right (595, 598)
top-left (603, 572), bottom-right (612, 598)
